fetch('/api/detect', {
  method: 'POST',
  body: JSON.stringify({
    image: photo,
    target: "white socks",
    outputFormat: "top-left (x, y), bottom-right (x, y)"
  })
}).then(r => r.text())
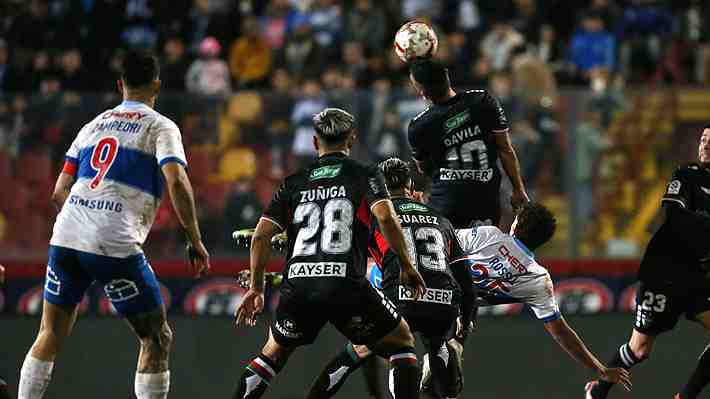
top-left (18, 355), bottom-right (54, 399)
top-left (135, 371), bottom-right (170, 399)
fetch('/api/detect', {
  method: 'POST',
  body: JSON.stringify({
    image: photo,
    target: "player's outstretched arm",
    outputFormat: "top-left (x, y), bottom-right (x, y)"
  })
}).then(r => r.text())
top-left (51, 172), bottom-right (75, 211)
top-left (544, 317), bottom-right (632, 391)
top-left (236, 218), bottom-right (279, 327)
top-left (371, 200), bottom-right (426, 299)
top-left (162, 162), bottom-right (210, 277)
top-left (494, 132), bottom-right (529, 209)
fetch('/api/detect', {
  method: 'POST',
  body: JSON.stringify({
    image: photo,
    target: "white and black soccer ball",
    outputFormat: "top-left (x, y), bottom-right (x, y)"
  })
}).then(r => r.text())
top-left (393, 20), bottom-right (439, 63)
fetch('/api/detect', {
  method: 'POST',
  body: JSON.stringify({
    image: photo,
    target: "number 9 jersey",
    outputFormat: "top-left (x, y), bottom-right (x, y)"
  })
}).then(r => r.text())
top-left (50, 100), bottom-right (187, 257)
top-left (408, 90), bottom-right (509, 227)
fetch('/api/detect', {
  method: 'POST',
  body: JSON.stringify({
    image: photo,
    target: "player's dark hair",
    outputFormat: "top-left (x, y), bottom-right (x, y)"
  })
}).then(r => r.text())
top-left (409, 59), bottom-right (450, 99)
top-left (120, 50), bottom-right (160, 88)
top-left (703, 123), bottom-right (710, 131)
top-left (513, 202), bottom-right (556, 251)
top-left (379, 157), bottom-right (411, 191)
top-left (312, 108), bottom-right (355, 145)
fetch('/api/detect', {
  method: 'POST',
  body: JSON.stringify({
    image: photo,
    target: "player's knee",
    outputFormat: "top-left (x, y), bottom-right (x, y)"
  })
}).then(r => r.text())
top-left (629, 341), bottom-right (652, 361)
top-left (140, 323), bottom-right (173, 355)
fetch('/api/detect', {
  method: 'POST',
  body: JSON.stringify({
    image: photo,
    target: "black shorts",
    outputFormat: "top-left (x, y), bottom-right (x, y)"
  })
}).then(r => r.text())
top-left (633, 279), bottom-right (710, 336)
top-left (271, 281), bottom-right (401, 347)
top-left (386, 286), bottom-right (458, 341)
top-left (428, 183), bottom-right (501, 229)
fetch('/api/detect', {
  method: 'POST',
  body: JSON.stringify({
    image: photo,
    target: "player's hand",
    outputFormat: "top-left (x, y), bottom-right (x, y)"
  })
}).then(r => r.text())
top-left (455, 316), bottom-right (474, 339)
top-left (510, 189), bottom-right (530, 211)
top-left (186, 241), bottom-right (210, 278)
top-left (0, 264), bottom-right (5, 284)
top-left (235, 289), bottom-right (264, 327)
top-left (232, 228), bottom-right (255, 248)
top-left (599, 367), bottom-right (632, 391)
top-left (401, 267), bottom-right (426, 300)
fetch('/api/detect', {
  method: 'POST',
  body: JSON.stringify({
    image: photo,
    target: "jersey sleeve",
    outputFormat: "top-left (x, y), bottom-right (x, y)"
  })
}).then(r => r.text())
top-left (365, 166), bottom-right (390, 210)
top-left (262, 180), bottom-right (291, 231)
top-left (526, 272), bottom-right (561, 322)
top-left (155, 117), bottom-right (188, 168)
top-left (662, 167), bottom-right (692, 208)
top-left (480, 91), bottom-right (509, 134)
top-left (62, 123), bottom-right (90, 175)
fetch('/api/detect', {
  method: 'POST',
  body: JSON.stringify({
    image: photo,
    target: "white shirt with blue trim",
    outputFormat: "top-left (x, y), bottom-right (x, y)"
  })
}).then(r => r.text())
top-left (50, 100), bottom-right (187, 257)
top-left (454, 226), bottom-right (561, 322)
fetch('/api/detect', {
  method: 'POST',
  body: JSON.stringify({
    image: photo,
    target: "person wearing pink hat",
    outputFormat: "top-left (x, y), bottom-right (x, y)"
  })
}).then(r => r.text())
top-left (185, 36), bottom-right (231, 97)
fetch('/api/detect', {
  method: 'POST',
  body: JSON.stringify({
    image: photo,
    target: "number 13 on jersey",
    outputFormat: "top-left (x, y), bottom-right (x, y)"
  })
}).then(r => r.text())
top-left (89, 136), bottom-right (119, 190)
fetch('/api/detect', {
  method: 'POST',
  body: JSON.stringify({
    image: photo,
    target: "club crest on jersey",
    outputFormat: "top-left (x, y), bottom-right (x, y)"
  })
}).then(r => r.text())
top-left (667, 180), bottom-right (681, 195)
top-left (398, 202), bottom-right (428, 213)
top-left (444, 110), bottom-right (471, 133)
top-left (309, 164), bottom-right (342, 181)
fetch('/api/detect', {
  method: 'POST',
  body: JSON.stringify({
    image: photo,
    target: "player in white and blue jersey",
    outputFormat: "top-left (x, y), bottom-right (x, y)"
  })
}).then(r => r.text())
top-left (418, 203), bottom-right (631, 395)
top-left (17, 51), bottom-right (210, 399)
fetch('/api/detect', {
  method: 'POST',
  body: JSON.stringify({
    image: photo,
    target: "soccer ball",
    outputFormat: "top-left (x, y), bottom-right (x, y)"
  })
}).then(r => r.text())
top-left (393, 21), bottom-right (438, 63)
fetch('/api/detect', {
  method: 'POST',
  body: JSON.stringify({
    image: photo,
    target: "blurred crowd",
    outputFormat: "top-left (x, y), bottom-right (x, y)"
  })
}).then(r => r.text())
top-left (1, 0), bottom-right (709, 95)
top-left (0, 0), bottom-right (708, 258)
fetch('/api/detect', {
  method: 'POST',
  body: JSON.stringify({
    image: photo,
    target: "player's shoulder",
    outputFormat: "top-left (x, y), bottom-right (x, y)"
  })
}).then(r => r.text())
top-left (408, 105), bottom-right (434, 132)
top-left (460, 89), bottom-right (499, 107)
top-left (150, 111), bottom-right (180, 133)
top-left (673, 162), bottom-right (705, 177)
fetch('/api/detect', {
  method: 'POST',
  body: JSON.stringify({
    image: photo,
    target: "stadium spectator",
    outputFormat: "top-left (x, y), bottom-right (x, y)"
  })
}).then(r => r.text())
top-left (617, 0), bottom-right (673, 83)
top-left (569, 11), bottom-right (616, 85)
top-left (341, 41), bottom-right (368, 85)
top-left (290, 79), bottom-right (325, 167)
top-left (229, 17), bottom-right (272, 89)
top-left (161, 37), bottom-right (190, 91)
top-left (182, 0), bottom-right (233, 56)
top-left (186, 36), bottom-right (231, 97)
top-left (528, 25), bottom-right (563, 67)
top-left (275, 15), bottom-right (325, 80)
top-left (400, 0), bottom-right (439, 20)
top-left (480, 19), bottom-right (525, 72)
top-left (263, 68), bottom-right (295, 178)
top-left (369, 110), bottom-right (408, 162)
top-left (309, 0), bottom-right (343, 51)
top-left (58, 49), bottom-right (89, 92)
top-left (223, 176), bottom-right (262, 252)
top-left (343, 0), bottom-right (387, 53)
top-left (0, 39), bottom-right (20, 93)
top-left (260, 0), bottom-right (295, 51)
top-left (121, 0), bottom-right (158, 49)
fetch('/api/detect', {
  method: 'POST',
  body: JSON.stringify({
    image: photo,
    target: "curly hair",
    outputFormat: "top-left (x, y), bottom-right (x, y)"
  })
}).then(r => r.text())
top-left (513, 202), bottom-right (557, 251)
top-left (379, 157), bottom-right (411, 191)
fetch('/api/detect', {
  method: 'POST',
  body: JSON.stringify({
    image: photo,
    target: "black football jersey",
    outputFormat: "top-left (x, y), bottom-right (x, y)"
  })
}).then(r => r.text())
top-left (640, 163), bottom-right (710, 280)
top-left (407, 90), bottom-right (509, 226)
top-left (263, 153), bottom-right (390, 294)
top-left (369, 197), bottom-right (464, 305)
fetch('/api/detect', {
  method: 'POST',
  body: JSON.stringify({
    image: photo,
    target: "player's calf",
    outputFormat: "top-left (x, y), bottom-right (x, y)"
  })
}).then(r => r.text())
top-left (234, 330), bottom-right (293, 399)
top-left (370, 320), bottom-right (421, 399)
top-left (590, 336), bottom-right (651, 399)
top-left (306, 344), bottom-right (371, 399)
top-left (19, 301), bottom-right (78, 399)
top-left (126, 307), bottom-right (173, 399)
